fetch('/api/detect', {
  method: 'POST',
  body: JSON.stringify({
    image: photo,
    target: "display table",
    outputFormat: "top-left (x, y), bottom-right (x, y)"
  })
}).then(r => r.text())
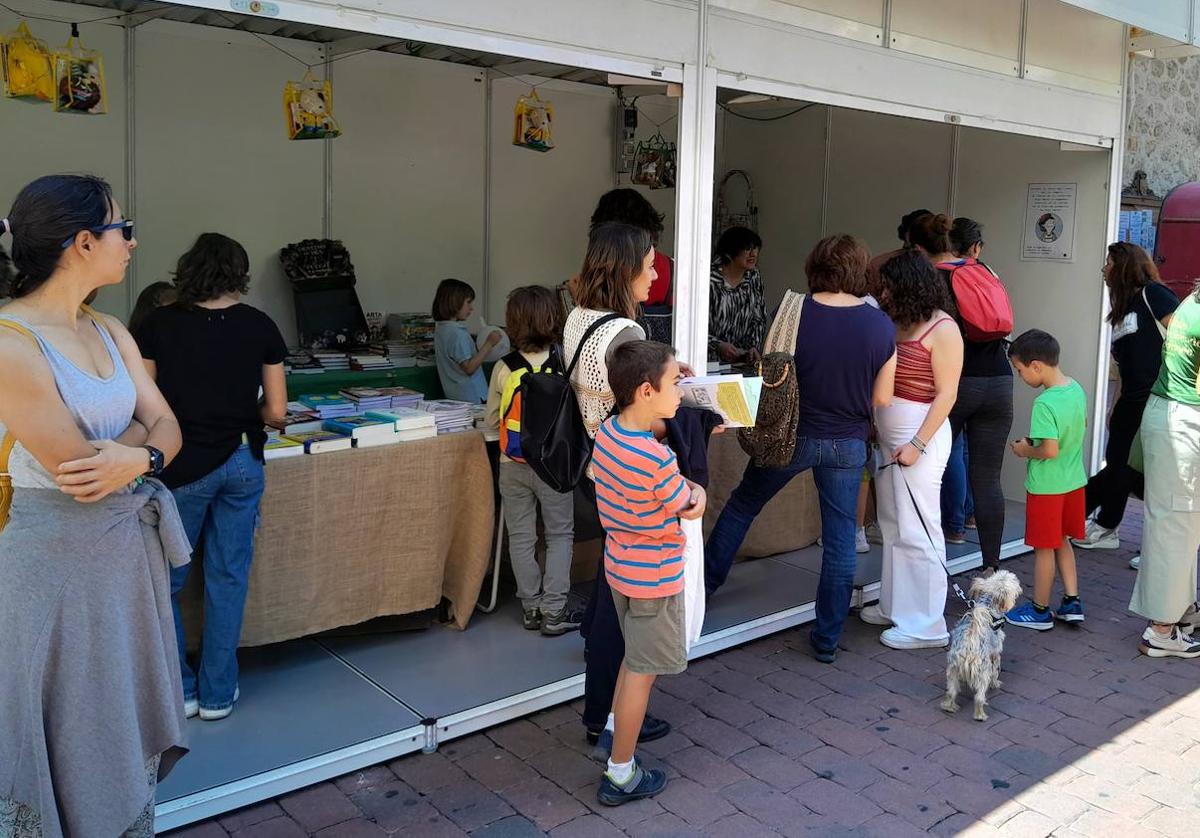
top-left (179, 431), bottom-right (495, 647)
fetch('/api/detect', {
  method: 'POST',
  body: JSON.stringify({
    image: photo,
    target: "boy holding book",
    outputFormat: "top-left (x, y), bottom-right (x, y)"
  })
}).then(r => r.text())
top-left (590, 341), bottom-right (706, 805)
top-left (1005, 329), bottom-right (1088, 629)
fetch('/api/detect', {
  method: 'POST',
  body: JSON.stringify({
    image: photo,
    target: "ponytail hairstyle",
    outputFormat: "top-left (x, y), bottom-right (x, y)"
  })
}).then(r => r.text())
top-left (0, 175), bottom-right (115, 299)
top-left (908, 212), bottom-right (954, 258)
top-left (950, 217), bottom-right (984, 257)
top-left (574, 222), bottom-right (652, 320)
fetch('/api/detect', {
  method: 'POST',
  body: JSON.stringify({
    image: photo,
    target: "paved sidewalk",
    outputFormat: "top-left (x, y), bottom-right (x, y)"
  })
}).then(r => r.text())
top-left (172, 505), bottom-right (1200, 837)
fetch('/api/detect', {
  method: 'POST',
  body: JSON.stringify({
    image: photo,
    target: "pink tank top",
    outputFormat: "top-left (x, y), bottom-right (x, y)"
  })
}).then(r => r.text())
top-left (894, 318), bottom-right (954, 404)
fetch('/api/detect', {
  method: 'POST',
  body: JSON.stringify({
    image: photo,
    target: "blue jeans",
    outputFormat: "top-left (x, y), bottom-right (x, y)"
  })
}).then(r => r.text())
top-left (705, 436), bottom-right (867, 653)
top-left (941, 433), bottom-right (976, 534)
top-left (170, 445), bottom-right (265, 710)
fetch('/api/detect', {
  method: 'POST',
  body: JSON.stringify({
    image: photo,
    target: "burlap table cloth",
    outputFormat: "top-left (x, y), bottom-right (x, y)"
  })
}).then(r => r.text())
top-left (701, 431), bottom-right (822, 557)
top-left (179, 431), bottom-right (495, 647)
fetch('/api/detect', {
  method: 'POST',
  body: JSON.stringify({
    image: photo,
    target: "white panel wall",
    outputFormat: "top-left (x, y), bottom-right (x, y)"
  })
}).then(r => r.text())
top-left (134, 20), bottom-right (325, 345)
top-left (486, 76), bottom-right (617, 323)
top-left (330, 50), bottom-right (486, 327)
top-left (0, 7), bottom-right (128, 316)
top-left (956, 129), bottom-right (1112, 499)
top-left (718, 102), bottom-right (825, 308)
top-left (824, 108), bottom-right (953, 257)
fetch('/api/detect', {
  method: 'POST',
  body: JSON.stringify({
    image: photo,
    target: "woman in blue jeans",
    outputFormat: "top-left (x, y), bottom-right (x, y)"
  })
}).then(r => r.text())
top-left (135, 233), bottom-right (288, 720)
top-left (705, 235), bottom-right (897, 662)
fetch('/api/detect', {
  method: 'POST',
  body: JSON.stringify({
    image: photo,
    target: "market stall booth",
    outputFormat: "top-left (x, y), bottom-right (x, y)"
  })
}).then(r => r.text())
top-left (0, 0), bottom-right (1173, 829)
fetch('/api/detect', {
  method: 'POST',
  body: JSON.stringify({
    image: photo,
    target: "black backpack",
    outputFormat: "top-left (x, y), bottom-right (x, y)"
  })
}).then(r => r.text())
top-left (519, 313), bottom-right (621, 493)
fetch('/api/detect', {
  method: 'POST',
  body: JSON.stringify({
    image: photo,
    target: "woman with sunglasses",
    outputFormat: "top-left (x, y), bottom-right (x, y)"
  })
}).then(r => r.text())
top-left (0, 175), bottom-right (189, 836)
top-left (134, 233), bottom-right (289, 724)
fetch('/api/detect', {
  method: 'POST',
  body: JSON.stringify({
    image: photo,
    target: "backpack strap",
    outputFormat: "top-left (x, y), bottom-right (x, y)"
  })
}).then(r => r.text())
top-left (1142, 287), bottom-right (1169, 339)
top-left (0, 318), bottom-right (39, 479)
top-left (501, 350), bottom-right (534, 375)
top-left (565, 312), bottom-right (623, 379)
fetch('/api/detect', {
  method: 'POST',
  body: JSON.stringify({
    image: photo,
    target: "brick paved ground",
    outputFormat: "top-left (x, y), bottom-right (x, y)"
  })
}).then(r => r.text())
top-left (172, 503), bottom-right (1200, 837)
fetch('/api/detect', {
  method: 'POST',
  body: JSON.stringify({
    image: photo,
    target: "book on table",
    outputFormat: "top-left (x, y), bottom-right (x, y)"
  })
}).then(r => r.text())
top-left (270, 411), bottom-right (324, 435)
top-left (323, 415), bottom-right (399, 443)
top-left (365, 407), bottom-right (437, 432)
top-left (678, 374), bottom-right (763, 428)
top-left (281, 430), bottom-right (353, 454)
top-left (264, 437), bottom-right (305, 460)
top-left (352, 433), bottom-right (403, 448)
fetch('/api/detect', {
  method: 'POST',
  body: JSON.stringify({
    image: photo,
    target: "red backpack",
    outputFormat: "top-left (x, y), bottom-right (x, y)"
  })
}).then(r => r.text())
top-left (940, 258), bottom-right (1014, 342)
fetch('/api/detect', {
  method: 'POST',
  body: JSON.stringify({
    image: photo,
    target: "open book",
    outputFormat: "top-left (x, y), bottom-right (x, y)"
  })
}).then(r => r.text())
top-left (679, 374), bottom-right (763, 428)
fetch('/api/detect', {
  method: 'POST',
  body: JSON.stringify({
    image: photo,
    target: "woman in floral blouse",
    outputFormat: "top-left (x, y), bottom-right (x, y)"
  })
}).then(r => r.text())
top-left (709, 226), bottom-right (767, 364)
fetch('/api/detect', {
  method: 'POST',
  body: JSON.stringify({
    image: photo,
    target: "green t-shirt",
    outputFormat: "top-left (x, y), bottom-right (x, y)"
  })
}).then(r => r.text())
top-left (1151, 293), bottom-right (1200, 405)
top-left (1025, 379), bottom-right (1088, 495)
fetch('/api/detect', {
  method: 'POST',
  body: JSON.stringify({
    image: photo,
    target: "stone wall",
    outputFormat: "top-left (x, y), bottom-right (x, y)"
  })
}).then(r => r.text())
top-left (1124, 54), bottom-right (1200, 197)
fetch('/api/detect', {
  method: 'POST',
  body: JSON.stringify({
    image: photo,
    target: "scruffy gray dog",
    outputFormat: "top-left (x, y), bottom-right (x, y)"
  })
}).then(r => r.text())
top-left (940, 570), bottom-right (1022, 722)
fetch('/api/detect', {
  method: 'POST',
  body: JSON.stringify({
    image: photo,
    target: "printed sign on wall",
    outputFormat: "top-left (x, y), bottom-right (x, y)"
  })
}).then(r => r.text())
top-left (1022, 182), bottom-right (1077, 262)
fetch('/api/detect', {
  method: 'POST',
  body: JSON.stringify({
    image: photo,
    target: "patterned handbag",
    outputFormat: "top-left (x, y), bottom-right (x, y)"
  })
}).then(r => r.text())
top-left (737, 291), bottom-right (804, 468)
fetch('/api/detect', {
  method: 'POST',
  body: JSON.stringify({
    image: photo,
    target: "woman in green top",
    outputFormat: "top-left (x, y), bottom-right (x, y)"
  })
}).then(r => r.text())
top-left (1129, 287), bottom-right (1200, 659)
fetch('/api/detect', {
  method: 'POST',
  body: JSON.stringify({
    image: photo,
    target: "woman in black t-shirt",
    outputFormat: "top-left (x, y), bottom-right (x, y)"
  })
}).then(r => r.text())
top-left (1075, 243), bottom-right (1179, 558)
top-left (135, 233), bottom-right (288, 722)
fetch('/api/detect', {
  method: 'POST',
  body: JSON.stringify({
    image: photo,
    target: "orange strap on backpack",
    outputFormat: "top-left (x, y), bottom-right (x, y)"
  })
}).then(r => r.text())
top-left (0, 318), bottom-right (39, 532)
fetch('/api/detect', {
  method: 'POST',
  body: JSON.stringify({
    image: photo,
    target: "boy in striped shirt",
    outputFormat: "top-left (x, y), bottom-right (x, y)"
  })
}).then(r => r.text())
top-left (591, 341), bottom-right (707, 806)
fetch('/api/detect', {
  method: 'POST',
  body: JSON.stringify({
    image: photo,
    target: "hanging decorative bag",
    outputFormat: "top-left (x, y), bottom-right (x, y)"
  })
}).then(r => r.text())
top-left (2, 21), bottom-right (54, 103)
top-left (632, 132), bottom-right (677, 190)
top-left (283, 71), bottom-right (341, 140)
top-left (715, 169), bottom-right (758, 240)
top-left (52, 26), bottom-right (107, 114)
top-left (513, 89), bottom-right (554, 152)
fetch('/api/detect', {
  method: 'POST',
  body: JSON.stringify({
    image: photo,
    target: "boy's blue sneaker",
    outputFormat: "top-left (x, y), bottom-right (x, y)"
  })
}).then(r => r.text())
top-left (597, 762), bottom-right (668, 806)
top-left (1056, 598), bottom-right (1085, 624)
top-left (1006, 601), bottom-right (1054, 631)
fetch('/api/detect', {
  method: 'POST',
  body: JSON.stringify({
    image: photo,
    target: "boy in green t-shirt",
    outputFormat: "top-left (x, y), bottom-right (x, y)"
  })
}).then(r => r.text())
top-left (1006, 330), bottom-right (1089, 630)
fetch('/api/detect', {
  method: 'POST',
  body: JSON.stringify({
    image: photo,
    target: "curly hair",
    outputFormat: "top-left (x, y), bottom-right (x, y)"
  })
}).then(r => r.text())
top-left (173, 233), bottom-right (250, 306)
top-left (879, 250), bottom-right (952, 328)
top-left (590, 188), bottom-right (665, 238)
top-left (805, 234), bottom-right (868, 295)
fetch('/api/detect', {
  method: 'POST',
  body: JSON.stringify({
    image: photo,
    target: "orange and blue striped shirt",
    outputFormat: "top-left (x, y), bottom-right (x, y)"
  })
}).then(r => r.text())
top-left (592, 417), bottom-right (691, 598)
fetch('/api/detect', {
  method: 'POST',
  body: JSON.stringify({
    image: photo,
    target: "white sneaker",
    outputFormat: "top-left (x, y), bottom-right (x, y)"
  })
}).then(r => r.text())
top-left (856, 528), bottom-right (870, 554)
top-left (199, 687), bottom-right (240, 721)
top-left (1129, 555), bottom-right (1141, 570)
top-left (1180, 603), bottom-right (1200, 634)
top-left (1140, 626), bottom-right (1200, 658)
top-left (859, 604), bottom-right (893, 626)
top-left (1073, 520), bottom-right (1119, 550)
top-left (880, 628), bottom-right (948, 650)
top-left (184, 697), bottom-right (199, 719)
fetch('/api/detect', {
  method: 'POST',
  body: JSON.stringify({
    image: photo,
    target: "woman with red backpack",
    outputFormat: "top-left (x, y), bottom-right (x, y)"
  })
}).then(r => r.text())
top-left (911, 214), bottom-right (1015, 573)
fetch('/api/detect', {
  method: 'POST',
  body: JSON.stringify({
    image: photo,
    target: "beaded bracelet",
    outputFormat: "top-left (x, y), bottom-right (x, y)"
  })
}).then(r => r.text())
top-left (909, 436), bottom-right (927, 454)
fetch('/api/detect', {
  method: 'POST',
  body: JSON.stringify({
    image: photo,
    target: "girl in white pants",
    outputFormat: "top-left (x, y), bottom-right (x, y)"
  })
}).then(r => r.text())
top-left (861, 246), bottom-right (964, 650)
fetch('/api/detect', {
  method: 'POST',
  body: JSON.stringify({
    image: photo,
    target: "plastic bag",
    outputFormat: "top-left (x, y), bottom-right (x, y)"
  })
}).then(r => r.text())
top-left (681, 515), bottom-right (705, 651)
top-left (2, 22), bottom-right (54, 102)
top-left (52, 32), bottom-right (107, 114)
top-left (632, 133), bottom-right (677, 190)
top-left (513, 89), bottom-right (554, 152)
top-left (284, 72), bottom-right (341, 140)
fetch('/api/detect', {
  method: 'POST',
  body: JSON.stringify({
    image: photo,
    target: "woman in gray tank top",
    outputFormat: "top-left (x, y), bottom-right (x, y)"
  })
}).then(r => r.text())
top-left (0, 175), bottom-right (189, 837)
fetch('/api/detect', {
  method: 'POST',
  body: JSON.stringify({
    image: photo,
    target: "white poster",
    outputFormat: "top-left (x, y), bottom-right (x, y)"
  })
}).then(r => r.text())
top-left (1022, 182), bottom-right (1077, 262)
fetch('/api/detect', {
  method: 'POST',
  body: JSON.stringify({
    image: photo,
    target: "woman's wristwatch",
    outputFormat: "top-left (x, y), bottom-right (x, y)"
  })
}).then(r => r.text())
top-left (142, 445), bottom-right (165, 477)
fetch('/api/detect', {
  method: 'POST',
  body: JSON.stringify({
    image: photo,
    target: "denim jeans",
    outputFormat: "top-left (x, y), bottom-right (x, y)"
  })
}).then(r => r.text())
top-left (705, 436), bottom-right (867, 653)
top-left (941, 432), bottom-right (976, 533)
top-left (170, 445), bottom-right (265, 710)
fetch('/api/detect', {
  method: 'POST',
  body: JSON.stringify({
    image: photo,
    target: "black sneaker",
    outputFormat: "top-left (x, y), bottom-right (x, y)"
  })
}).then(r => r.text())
top-left (597, 762), bottom-right (667, 806)
top-left (522, 608), bottom-right (542, 631)
top-left (585, 715), bottom-right (672, 750)
top-left (540, 606), bottom-right (583, 636)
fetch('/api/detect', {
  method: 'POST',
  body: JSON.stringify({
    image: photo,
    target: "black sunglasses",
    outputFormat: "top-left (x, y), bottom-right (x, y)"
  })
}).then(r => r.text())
top-left (61, 219), bottom-right (135, 249)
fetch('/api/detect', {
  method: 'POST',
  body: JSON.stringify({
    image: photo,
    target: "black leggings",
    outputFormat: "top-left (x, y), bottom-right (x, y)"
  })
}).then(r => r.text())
top-left (1085, 395), bottom-right (1146, 530)
top-left (949, 375), bottom-right (1015, 570)
top-left (577, 479), bottom-right (624, 731)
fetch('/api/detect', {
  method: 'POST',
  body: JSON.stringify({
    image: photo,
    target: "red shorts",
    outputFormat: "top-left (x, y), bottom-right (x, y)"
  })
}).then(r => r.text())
top-left (1025, 488), bottom-right (1087, 549)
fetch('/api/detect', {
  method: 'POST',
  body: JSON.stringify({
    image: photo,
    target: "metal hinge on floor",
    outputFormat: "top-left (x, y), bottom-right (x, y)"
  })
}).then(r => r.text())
top-left (422, 718), bottom-right (439, 754)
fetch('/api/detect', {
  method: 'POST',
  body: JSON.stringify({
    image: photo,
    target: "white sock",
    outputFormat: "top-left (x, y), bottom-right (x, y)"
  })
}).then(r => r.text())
top-left (606, 757), bottom-right (636, 786)
top-left (604, 712), bottom-right (615, 733)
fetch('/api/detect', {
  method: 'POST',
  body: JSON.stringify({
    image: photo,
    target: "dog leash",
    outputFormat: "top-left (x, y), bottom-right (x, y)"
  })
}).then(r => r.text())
top-left (878, 459), bottom-right (976, 609)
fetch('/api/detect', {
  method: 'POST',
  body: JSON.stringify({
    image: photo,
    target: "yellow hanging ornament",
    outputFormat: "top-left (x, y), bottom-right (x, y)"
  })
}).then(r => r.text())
top-left (2, 22), bottom-right (55, 103)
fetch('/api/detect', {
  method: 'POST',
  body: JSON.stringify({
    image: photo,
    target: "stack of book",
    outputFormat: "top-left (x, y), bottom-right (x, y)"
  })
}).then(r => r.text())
top-left (339, 387), bottom-right (392, 412)
top-left (311, 350), bottom-right (350, 371)
top-left (365, 406), bottom-right (438, 442)
top-left (285, 351), bottom-right (324, 375)
top-left (264, 436), bottom-right (305, 460)
top-left (349, 352), bottom-right (394, 372)
top-left (280, 429), bottom-right (353, 454)
top-left (383, 343), bottom-right (417, 368)
top-left (269, 408), bottom-right (324, 436)
top-left (419, 400), bottom-right (476, 434)
top-left (377, 386), bottom-right (423, 410)
top-left (298, 393), bottom-right (357, 419)
top-left (323, 415), bottom-right (402, 448)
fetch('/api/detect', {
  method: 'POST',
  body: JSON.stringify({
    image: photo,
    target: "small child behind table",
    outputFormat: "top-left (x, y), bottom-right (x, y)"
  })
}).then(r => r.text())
top-left (484, 286), bottom-right (579, 637)
top-left (1005, 329), bottom-right (1089, 630)
top-left (591, 341), bottom-right (707, 807)
top-left (432, 278), bottom-right (501, 404)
